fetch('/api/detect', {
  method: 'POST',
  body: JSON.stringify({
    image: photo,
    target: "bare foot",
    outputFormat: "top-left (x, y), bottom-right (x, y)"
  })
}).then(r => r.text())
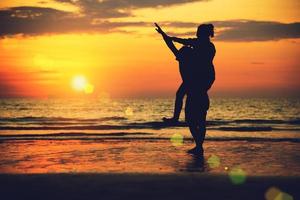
top-left (162, 117), bottom-right (178, 124)
top-left (187, 146), bottom-right (204, 156)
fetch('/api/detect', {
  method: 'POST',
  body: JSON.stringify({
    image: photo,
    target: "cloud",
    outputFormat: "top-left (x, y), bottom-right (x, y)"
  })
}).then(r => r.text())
top-left (1, 6), bottom-right (300, 42)
top-left (213, 20), bottom-right (300, 41)
top-left (0, 6), bottom-right (148, 36)
top-left (0, 6), bottom-right (84, 36)
top-left (54, 0), bottom-right (207, 18)
top-left (159, 20), bottom-right (300, 41)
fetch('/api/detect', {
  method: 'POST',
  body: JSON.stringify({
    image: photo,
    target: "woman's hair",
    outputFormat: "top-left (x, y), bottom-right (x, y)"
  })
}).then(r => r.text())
top-left (207, 24), bottom-right (214, 37)
top-left (197, 24), bottom-right (214, 38)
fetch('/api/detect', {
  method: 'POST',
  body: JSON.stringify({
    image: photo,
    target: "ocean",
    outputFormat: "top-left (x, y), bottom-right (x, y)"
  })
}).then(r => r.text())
top-left (0, 97), bottom-right (300, 174)
top-left (0, 97), bottom-right (299, 140)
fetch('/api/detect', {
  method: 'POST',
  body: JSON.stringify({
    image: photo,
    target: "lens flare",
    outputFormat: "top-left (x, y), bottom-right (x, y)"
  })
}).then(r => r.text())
top-left (125, 107), bottom-right (134, 116)
top-left (207, 154), bottom-right (220, 168)
top-left (84, 83), bottom-right (94, 94)
top-left (265, 187), bottom-right (294, 200)
top-left (228, 166), bottom-right (247, 185)
top-left (170, 133), bottom-right (184, 146)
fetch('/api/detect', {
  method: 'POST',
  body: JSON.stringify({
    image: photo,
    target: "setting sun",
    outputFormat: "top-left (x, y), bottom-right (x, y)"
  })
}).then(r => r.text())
top-left (72, 75), bottom-right (94, 94)
top-left (72, 75), bottom-right (87, 91)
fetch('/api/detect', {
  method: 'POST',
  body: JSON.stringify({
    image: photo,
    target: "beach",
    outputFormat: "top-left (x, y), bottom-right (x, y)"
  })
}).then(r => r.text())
top-left (1, 138), bottom-right (300, 175)
top-left (0, 138), bottom-right (300, 199)
top-left (0, 97), bottom-right (300, 199)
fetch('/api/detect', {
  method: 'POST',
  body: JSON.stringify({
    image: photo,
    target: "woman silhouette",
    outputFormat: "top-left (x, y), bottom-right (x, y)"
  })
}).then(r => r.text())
top-left (155, 23), bottom-right (216, 155)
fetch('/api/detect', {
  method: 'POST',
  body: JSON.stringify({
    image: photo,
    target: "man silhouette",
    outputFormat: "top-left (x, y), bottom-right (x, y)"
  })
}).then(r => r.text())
top-left (161, 25), bottom-right (215, 124)
top-left (155, 23), bottom-right (216, 155)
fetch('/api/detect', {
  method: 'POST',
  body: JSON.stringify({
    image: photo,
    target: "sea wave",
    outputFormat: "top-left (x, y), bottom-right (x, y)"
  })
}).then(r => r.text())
top-left (1, 116), bottom-right (299, 125)
top-left (232, 119), bottom-right (300, 125)
top-left (0, 116), bottom-right (127, 123)
top-left (0, 132), bottom-right (299, 142)
top-left (0, 116), bottom-right (128, 122)
top-left (1, 117), bottom-right (300, 132)
top-left (0, 123), bottom-right (299, 132)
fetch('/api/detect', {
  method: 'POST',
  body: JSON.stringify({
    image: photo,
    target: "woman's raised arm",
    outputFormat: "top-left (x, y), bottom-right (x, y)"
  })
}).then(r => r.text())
top-left (154, 23), bottom-right (179, 58)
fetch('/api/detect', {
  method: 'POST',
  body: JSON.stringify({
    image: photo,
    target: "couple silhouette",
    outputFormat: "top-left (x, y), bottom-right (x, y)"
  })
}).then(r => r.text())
top-left (155, 23), bottom-right (215, 155)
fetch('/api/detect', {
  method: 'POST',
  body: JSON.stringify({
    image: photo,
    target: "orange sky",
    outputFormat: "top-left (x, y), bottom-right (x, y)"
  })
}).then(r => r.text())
top-left (0, 0), bottom-right (300, 98)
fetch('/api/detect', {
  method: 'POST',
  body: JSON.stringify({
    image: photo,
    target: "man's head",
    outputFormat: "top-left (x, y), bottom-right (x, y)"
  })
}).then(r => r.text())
top-left (196, 24), bottom-right (214, 38)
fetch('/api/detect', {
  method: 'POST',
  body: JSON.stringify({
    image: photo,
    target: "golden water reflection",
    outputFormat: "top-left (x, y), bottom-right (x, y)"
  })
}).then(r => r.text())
top-left (0, 140), bottom-right (299, 175)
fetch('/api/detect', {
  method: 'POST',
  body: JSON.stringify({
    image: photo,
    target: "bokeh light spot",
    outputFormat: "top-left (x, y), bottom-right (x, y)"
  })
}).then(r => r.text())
top-left (228, 166), bottom-right (247, 185)
top-left (170, 133), bottom-right (184, 146)
top-left (224, 166), bottom-right (229, 171)
top-left (265, 187), bottom-right (281, 200)
top-left (125, 107), bottom-right (134, 116)
top-left (84, 83), bottom-right (94, 94)
top-left (280, 193), bottom-right (294, 200)
top-left (207, 154), bottom-right (220, 168)
top-left (265, 187), bottom-right (294, 200)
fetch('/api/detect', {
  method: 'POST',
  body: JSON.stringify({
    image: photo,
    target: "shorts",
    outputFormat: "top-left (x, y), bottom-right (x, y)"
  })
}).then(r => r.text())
top-left (185, 93), bottom-right (209, 124)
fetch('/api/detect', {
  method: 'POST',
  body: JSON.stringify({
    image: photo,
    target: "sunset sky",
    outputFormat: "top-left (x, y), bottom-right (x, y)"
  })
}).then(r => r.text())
top-left (0, 0), bottom-right (299, 98)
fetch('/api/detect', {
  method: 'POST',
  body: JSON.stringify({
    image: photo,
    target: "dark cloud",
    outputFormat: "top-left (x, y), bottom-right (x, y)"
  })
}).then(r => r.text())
top-left (54, 0), bottom-right (206, 18)
top-left (1, 6), bottom-right (300, 42)
top-left (0, 6), bottom-right (86, 36)
top-left (0, 6), bottom-right (148, 36)
top-left (160, 20), bottom-right (300, 41)
top-left (213, 20), bottom-right (300, 41)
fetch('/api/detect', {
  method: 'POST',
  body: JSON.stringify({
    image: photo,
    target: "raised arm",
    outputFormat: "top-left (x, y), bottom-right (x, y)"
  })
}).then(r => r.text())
top-left (154, 23), bottom-right (179, 58)
top-left (171, 37), bottom-right (195, 46)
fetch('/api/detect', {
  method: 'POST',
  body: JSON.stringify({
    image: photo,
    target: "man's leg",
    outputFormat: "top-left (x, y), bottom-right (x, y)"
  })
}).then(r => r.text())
top-left (188, 122), bottom-right (202, 147)
top-left (186, 95), bottom-right (207, 155)
top-left (187, 121), bottom-right (204, 155)
top-left (197, 111), bottom-right (207, 147)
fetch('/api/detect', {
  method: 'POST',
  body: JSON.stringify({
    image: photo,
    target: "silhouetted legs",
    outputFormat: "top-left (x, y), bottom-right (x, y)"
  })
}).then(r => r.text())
top-left (185, 94), bottom-right (208, 155)
top-left (163, 83), bottom-right (186, 123)
top-left (187, 114), bottom-right (206, 154)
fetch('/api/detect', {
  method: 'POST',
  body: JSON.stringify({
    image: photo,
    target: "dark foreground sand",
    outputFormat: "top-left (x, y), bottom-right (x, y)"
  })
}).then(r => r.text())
top-left (0, 173), bottom-right (299, 200)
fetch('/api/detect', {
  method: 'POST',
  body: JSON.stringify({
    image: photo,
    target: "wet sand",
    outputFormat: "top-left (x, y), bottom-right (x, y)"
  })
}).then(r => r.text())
top-left (1, 139), bottom-right (300, 175)
top-left (0, 138), bottom-right (299, 199)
